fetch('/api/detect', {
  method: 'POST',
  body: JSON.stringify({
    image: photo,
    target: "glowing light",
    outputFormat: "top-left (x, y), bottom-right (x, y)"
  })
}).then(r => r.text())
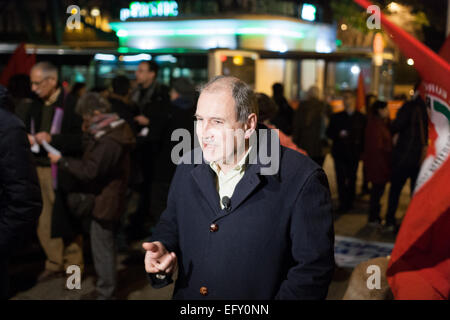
top-left (268, 39), bottom-right (288, 53)
top-left (117, 29), bottom-right (129, 37)
top-left (407, 58), bottom-right (414, 66)
top-left (233, 56), bottom-right (244, 66)
top-left (91, 8), bottom-right (100, 17)
top-left (94, 53), bottom-right (116, 61)
top-left (71, 8), bottom-right (78, 15)
top-left (301, 4), bottom-right (316, 22)
top-left (122, 53), bottom-right (152, 62)
top-left (154, 55), bottom-right (177, 63)
top-left (351, 65), bottom-right (361, 75)
top-left (340, 24), bottom-right (348, 31)
top-left (387, 2), bottom-right (400, 13)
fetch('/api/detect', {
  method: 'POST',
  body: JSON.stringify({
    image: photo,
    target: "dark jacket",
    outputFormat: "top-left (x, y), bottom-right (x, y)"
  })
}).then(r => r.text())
top-left (148, 127), bottom-right (335, 300)
top-left (272, 95), bottom-right (294, 135)
top-left (153, 97), bottom-right (196, 183)
top-left (363, 116), bottom-right (392, 184)
top-left (293, 98), bottom-right (331, 158)
top-left (390, 97), bottom-right (428, 168)
top-left (0, 106), bottom-right (42, 256)
top-left (131, 82), bottom-right (171, 179)
top-left (56, 119), bottom-right (135, 227)
top-left (326, 110), bottom-right (367, 161)
top-left (29, 88), bottom-right (83, 166)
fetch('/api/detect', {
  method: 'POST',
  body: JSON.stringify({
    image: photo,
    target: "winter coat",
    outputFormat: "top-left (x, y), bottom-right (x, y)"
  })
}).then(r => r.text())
top-left (147, 127), bottom-right (335, 299)
top-left (0, 105), bottom-right (42, 256)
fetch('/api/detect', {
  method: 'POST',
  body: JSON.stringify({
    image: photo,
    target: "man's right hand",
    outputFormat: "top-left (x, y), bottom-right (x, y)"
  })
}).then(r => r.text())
top-left (143, 241), bottom-right (177, 274)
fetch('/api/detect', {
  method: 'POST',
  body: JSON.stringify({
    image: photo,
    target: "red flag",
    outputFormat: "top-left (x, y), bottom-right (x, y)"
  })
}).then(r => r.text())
top-left (354, 0), bottom-right (450, 300)
top-left (356, 72), bottom-right (366, 112)
top-left (0, 43), bottom-right (36, 86)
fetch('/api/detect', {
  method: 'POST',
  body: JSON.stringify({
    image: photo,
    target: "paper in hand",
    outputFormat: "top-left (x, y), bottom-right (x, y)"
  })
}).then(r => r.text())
top-left (41, 140), bottom-right (61, 156)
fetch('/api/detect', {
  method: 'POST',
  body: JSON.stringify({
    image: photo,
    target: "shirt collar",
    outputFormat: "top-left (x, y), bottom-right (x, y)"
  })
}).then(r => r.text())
top-left (210, 145), bottom-right (252, 176)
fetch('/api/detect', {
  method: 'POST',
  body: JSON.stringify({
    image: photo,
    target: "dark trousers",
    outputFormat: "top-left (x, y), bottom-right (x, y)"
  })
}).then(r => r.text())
top-left (385, 164), bottom-right (420, 225)
top-left (0, 259), bottom-right (9, 300)
top-left (369, 183), bottom-right (386, 223)
top-left (90, 219), bottom-right (117, 300)
top-left (333, 157), bottom-right (359, 210)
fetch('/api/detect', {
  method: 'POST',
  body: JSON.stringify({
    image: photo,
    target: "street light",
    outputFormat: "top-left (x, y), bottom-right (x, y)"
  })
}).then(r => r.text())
top-left (91, 7), bottom-right (100, 17)
top-left (387, 2), bottom-right (400, 13)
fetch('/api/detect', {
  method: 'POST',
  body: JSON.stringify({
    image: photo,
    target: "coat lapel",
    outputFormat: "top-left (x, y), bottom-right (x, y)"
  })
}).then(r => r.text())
top-left (191, 164), bottom-right (221, 217)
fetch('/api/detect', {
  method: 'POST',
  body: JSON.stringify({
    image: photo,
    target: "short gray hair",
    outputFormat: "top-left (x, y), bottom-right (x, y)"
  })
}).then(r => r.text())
top-left (75, 92), bottom-right (111, 116)
top-left (198, 75), bottom-right (258, 123)
top-left (31, 61), bottom-right (58, 80)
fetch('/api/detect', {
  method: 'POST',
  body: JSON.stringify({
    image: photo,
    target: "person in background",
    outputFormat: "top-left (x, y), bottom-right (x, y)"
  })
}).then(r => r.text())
top-left (255, 92), bottom-right (307, 155)
top-left (145, 77), bottom-right (197, 230)
top-left (30, 61), bottom-right (84, 282)
top-left (128, 60), bottom-right (170, 239)
top-left (109, 75), bottom-right (139, 135)
top-left (384, 86), bottom-right (428, 233)
top-left (292, 86), bottom-right (332, 166)
top-left (326, 89), bottom-right (367, 213)
top-left (48, 92), bottom-right (135, 299)
top-left (0, 85), bottom-right (42, 299)
top-left (362, 101), bottom-right (392, 227)
top-left (271, 82), bottom-right (294, 136)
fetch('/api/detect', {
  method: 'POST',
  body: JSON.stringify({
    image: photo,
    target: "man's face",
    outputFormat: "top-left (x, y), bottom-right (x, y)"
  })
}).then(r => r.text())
top-left (195, 89), bottom-right (247, 165)
top-left (135, 62), bottom-right (155, 86)
top-left (343, 92), bottom-right (356, 112)
top-left (30, 68), bottom-right (57, 100)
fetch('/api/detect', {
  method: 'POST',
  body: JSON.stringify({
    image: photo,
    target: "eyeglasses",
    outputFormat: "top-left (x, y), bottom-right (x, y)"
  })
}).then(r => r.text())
top-left (31, 77), bottom-right (51, 86)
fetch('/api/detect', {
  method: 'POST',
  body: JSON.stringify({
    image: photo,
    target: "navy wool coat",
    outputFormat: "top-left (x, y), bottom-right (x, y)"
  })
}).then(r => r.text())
top-left (148, 128), bottom-right (335, 300)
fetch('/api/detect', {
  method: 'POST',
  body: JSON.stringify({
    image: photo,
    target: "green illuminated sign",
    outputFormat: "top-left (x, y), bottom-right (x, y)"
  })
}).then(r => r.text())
top-left (120, 1), bottom-right (178, 21)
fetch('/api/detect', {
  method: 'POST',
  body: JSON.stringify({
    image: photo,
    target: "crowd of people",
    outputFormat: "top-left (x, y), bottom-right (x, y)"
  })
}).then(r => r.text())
top-left (0, 60), bottom-right (428, 299)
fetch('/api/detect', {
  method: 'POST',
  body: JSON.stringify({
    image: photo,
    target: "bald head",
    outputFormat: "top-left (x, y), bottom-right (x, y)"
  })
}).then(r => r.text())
top-left (30, 62), bottom-right (58, 100)
top-left (199, 76), bottom-right (258, 123)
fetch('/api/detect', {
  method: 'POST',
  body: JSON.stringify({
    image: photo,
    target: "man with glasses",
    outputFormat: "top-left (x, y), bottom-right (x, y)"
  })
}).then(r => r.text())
top-left (29, 62), bottom-right (84, 283)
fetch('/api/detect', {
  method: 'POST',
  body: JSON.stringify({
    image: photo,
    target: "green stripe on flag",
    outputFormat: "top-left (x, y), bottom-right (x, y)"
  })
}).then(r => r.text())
top-left (434, 100), bottom-right (450, 123)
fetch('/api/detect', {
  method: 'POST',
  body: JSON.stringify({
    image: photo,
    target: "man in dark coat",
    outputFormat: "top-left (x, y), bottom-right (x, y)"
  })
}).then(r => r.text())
top-left (293, 85), bottom-right (332, 166)
top-left (29, 61), bottom-right (84, 281)
top-left (0, 86), bottom-right (42, 299)
top-left (49, 92), bottom-right (136, 299)
top-left (143, 76), bottom-right (335, 300)
top-left (129, 60), bottom-right (171, 238)
top-left (326, 89), bottom-right (366, 212)
top-left (384, 92), bottom-right (428, 231)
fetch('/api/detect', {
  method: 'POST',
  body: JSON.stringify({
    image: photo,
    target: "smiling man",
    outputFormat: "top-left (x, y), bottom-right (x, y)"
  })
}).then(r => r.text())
top-left (143, 76), bottom-right (335, 300)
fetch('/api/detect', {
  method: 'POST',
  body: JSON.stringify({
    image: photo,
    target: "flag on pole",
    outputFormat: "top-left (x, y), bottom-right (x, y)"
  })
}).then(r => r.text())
top-left (354, 0), bottom-right (450, 300)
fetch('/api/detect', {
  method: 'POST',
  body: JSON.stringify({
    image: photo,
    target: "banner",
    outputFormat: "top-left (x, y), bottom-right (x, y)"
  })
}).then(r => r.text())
top-left (354, 0), bottom-right (450, 299)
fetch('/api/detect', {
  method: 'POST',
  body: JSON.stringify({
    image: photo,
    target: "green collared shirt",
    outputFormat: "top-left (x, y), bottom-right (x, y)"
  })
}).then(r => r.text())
top-left (209, 147), bottom-right (252, 209)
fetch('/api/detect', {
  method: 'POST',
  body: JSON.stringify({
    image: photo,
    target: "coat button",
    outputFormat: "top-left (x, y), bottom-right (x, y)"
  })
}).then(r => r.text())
top-left (200, 286), bottom-right (208, 296)
top-left (210, 223), bottom-right (219, 232)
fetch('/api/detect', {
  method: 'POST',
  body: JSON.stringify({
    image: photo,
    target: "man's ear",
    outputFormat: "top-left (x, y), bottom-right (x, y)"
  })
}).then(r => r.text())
top-left (244, 113), bottom-right (258, 139)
